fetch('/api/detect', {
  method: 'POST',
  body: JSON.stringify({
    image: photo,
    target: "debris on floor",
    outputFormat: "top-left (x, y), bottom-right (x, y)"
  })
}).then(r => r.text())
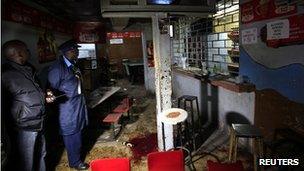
top-left (49, 79), bottom-right (253, 171)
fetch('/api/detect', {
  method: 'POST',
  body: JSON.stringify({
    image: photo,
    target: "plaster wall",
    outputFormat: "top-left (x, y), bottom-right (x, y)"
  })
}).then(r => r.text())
top-left (172, 72), bottom-right (202, 120)
top-left (172, 72), bottom-right (255, 130)
top-left (217, 87), bottom-right (255, 129)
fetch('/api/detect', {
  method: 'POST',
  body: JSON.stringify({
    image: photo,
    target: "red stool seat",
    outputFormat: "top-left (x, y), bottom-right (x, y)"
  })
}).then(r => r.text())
top-left (103, 113), bottom-right (123, 123)
top-left (113, 104), bottom-right (129, 113)
top-left (147, 150), bottom-right (185, 171)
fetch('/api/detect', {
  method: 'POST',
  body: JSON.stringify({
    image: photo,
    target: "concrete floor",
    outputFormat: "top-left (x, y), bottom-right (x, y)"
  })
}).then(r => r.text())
top-left (46, 79), bottom-right (253, 171)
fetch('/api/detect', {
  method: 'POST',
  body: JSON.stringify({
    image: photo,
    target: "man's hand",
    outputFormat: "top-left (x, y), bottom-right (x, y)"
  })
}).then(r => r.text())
top-left (46, 89), bottom-right (55, 103)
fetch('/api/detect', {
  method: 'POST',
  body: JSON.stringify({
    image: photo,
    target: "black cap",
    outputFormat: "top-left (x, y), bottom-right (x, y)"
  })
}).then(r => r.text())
top-left (58, 39), bottom-right (81, 53)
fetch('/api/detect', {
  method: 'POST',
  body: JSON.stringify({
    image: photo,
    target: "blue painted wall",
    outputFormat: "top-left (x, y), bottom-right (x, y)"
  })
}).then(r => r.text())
top-left (240, 47), bottom-right (304, 104)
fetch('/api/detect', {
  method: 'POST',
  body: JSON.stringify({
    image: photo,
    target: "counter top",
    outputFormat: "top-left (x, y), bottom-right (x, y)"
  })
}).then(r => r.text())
top-left (173, 67), bottom-right (255, 93)
top-left (210, 80), bottom-right (255, 93)
top-left (173, 67), bottom-right (208, 80)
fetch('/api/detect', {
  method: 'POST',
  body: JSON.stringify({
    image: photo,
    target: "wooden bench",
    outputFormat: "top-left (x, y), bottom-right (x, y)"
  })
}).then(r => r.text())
top-left (102, 97), bottom-right (133, 140)
top-left (113, 97), bottom-right (132, 119)
top-left (103, 113), bottom-right (123, 140)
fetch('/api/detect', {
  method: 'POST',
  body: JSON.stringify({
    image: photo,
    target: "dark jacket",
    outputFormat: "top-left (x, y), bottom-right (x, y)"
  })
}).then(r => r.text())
top-left (2, 61), bottom-right (45, 131)
top-left (48, 56), bottom-right (88, 135)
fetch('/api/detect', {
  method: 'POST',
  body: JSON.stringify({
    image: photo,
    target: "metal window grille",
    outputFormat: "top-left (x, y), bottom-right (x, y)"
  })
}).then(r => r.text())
top-left (172, 0), bottom-right (239, 76)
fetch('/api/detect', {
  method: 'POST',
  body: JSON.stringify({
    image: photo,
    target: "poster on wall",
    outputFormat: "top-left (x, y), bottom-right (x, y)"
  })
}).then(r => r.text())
top-left (109, 39), bottom-right (123, 44)
top-left (106, 31), bottom-right (142, 39)
top-left (37, 30), bottom-right (57, 63)
top-left (74, 22), bottom-right (106, 43)
top-left (267, 19), bottom-right (289, 40)
top-left (241, 0), bottom-right (297, 24)
top-left (240, 0), bottom-right (304, 77)
top-left (147, 41), bottom-right (154, 67)
top-left (261, 14), bottom-right (304, 48)
top-left (3, 0), bottom-right (72, 35)
top-left (242, 28), bottom-right (258, 44)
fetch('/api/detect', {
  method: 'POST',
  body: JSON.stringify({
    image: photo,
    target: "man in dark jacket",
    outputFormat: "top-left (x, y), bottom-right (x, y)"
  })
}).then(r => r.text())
top-left (2, 40), bottom-right (54, 171)
top-left (48, 39), bottom-right (89, 170)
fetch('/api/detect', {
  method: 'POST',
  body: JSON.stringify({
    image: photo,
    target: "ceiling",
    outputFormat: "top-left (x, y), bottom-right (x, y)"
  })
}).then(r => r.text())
top-left (28, 0), bottom-right (211, 21)
top-left (29, 0), bottom-right (102, 21)
top-left (27, 0), bottom-right (152, 30)
top-left (25, 0), bottom-right (214, 31)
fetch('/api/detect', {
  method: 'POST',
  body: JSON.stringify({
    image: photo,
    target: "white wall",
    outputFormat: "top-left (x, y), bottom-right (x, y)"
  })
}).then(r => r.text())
top-left (172, 72), bottom-right (255, 129)
top-left (172, 72), bottom-right (202, 118)
top-left (217, 87), bottom-right (255, 128)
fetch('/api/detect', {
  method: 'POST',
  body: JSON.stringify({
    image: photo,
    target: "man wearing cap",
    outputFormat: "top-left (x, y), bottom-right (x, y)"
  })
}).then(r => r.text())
top-left (48, 39), bottom-right (89, 170)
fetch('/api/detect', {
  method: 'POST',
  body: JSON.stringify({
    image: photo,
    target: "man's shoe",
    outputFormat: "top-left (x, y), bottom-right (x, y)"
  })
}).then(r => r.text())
top-left (71, 162), bottom-right (89, 170)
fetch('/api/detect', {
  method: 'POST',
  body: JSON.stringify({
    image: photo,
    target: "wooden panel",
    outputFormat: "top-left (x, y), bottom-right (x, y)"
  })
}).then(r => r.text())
top-left (108, 37), bottom-right (143, 75)
top-left (254, 89), bottom-right (304, 140)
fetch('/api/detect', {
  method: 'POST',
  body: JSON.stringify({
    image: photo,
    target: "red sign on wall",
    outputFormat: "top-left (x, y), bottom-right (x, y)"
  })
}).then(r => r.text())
top-left (241, 0), bottom-right (297, 24)
top-left (262, 14), bottom-right (304, 48)
top-left (74, 22), bottom-right (106, 43)
top-left (3, 0), bottom-right (73, 35)
top-left (106, 31), bottom-right (142, 39)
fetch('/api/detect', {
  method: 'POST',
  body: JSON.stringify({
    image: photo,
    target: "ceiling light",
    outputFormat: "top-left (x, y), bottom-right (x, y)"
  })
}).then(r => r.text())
top-left (147, 0), bottom-right (175, 5)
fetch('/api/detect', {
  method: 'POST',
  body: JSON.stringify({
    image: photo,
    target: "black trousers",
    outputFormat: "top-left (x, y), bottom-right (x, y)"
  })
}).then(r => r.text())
top-left (9, 130), bottom-right (46, 171)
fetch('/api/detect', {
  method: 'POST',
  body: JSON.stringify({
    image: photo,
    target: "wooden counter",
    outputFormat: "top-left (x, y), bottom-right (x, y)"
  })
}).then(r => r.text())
top-left (173, 67), bottom-right (207, 80)
top-left (210, 80), bottom-right (255, 93)
top-left (173, 67), bottom-right (255, 93)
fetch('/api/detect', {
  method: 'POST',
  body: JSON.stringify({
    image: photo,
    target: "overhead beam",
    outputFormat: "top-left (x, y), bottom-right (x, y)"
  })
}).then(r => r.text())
top-left (102, 12), bottom-right (167, 18)
top-left (100, 0), bottom-right (216, 14)
top-left (102, 5), bottom-right (215, 12)
top-left (102, 12), bottom-right (211, 18)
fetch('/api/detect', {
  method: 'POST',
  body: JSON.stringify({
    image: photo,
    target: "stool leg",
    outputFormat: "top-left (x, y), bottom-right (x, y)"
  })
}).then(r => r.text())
top-left (258, 138), bottom-right (264, 171)
top-left (195, 97), bottom-right (201, 126)
top-left (253, 138), bottom-right (258, 171)
top-left (233, 136), bottom-right (238, 162)
top-left (178, 98), bottom-right (181, 108)
top-left (177, 123), bottom-right (183, 147)
top-left (184, 120), bottom-right (192, 150)
top-left (228, 128), bottom-right (234, 162)
top-left (111, 123), bottom-right (115, 140)
top-left (258, 138), bottom-right (264, 158)
top-left (189, 101), bottom-right (196, 150)
top-left (190, 100), bottom-right (195, 133)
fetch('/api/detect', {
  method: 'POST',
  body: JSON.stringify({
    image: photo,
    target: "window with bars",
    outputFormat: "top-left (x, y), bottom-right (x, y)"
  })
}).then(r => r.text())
top-left (172, 0), bottom-right (239, 76)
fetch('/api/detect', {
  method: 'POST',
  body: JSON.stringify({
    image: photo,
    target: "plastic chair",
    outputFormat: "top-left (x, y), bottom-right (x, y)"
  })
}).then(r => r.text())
top-left (90, 158), bottom-right (130, 171)
top-left (147, 150), bottom-right (185, 171)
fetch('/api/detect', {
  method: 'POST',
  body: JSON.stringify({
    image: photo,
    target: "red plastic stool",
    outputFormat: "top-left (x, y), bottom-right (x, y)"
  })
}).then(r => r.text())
top-left (147, 150), bottom-right (185, 171)
top-left (90, 158), bottom-right (130, 171)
